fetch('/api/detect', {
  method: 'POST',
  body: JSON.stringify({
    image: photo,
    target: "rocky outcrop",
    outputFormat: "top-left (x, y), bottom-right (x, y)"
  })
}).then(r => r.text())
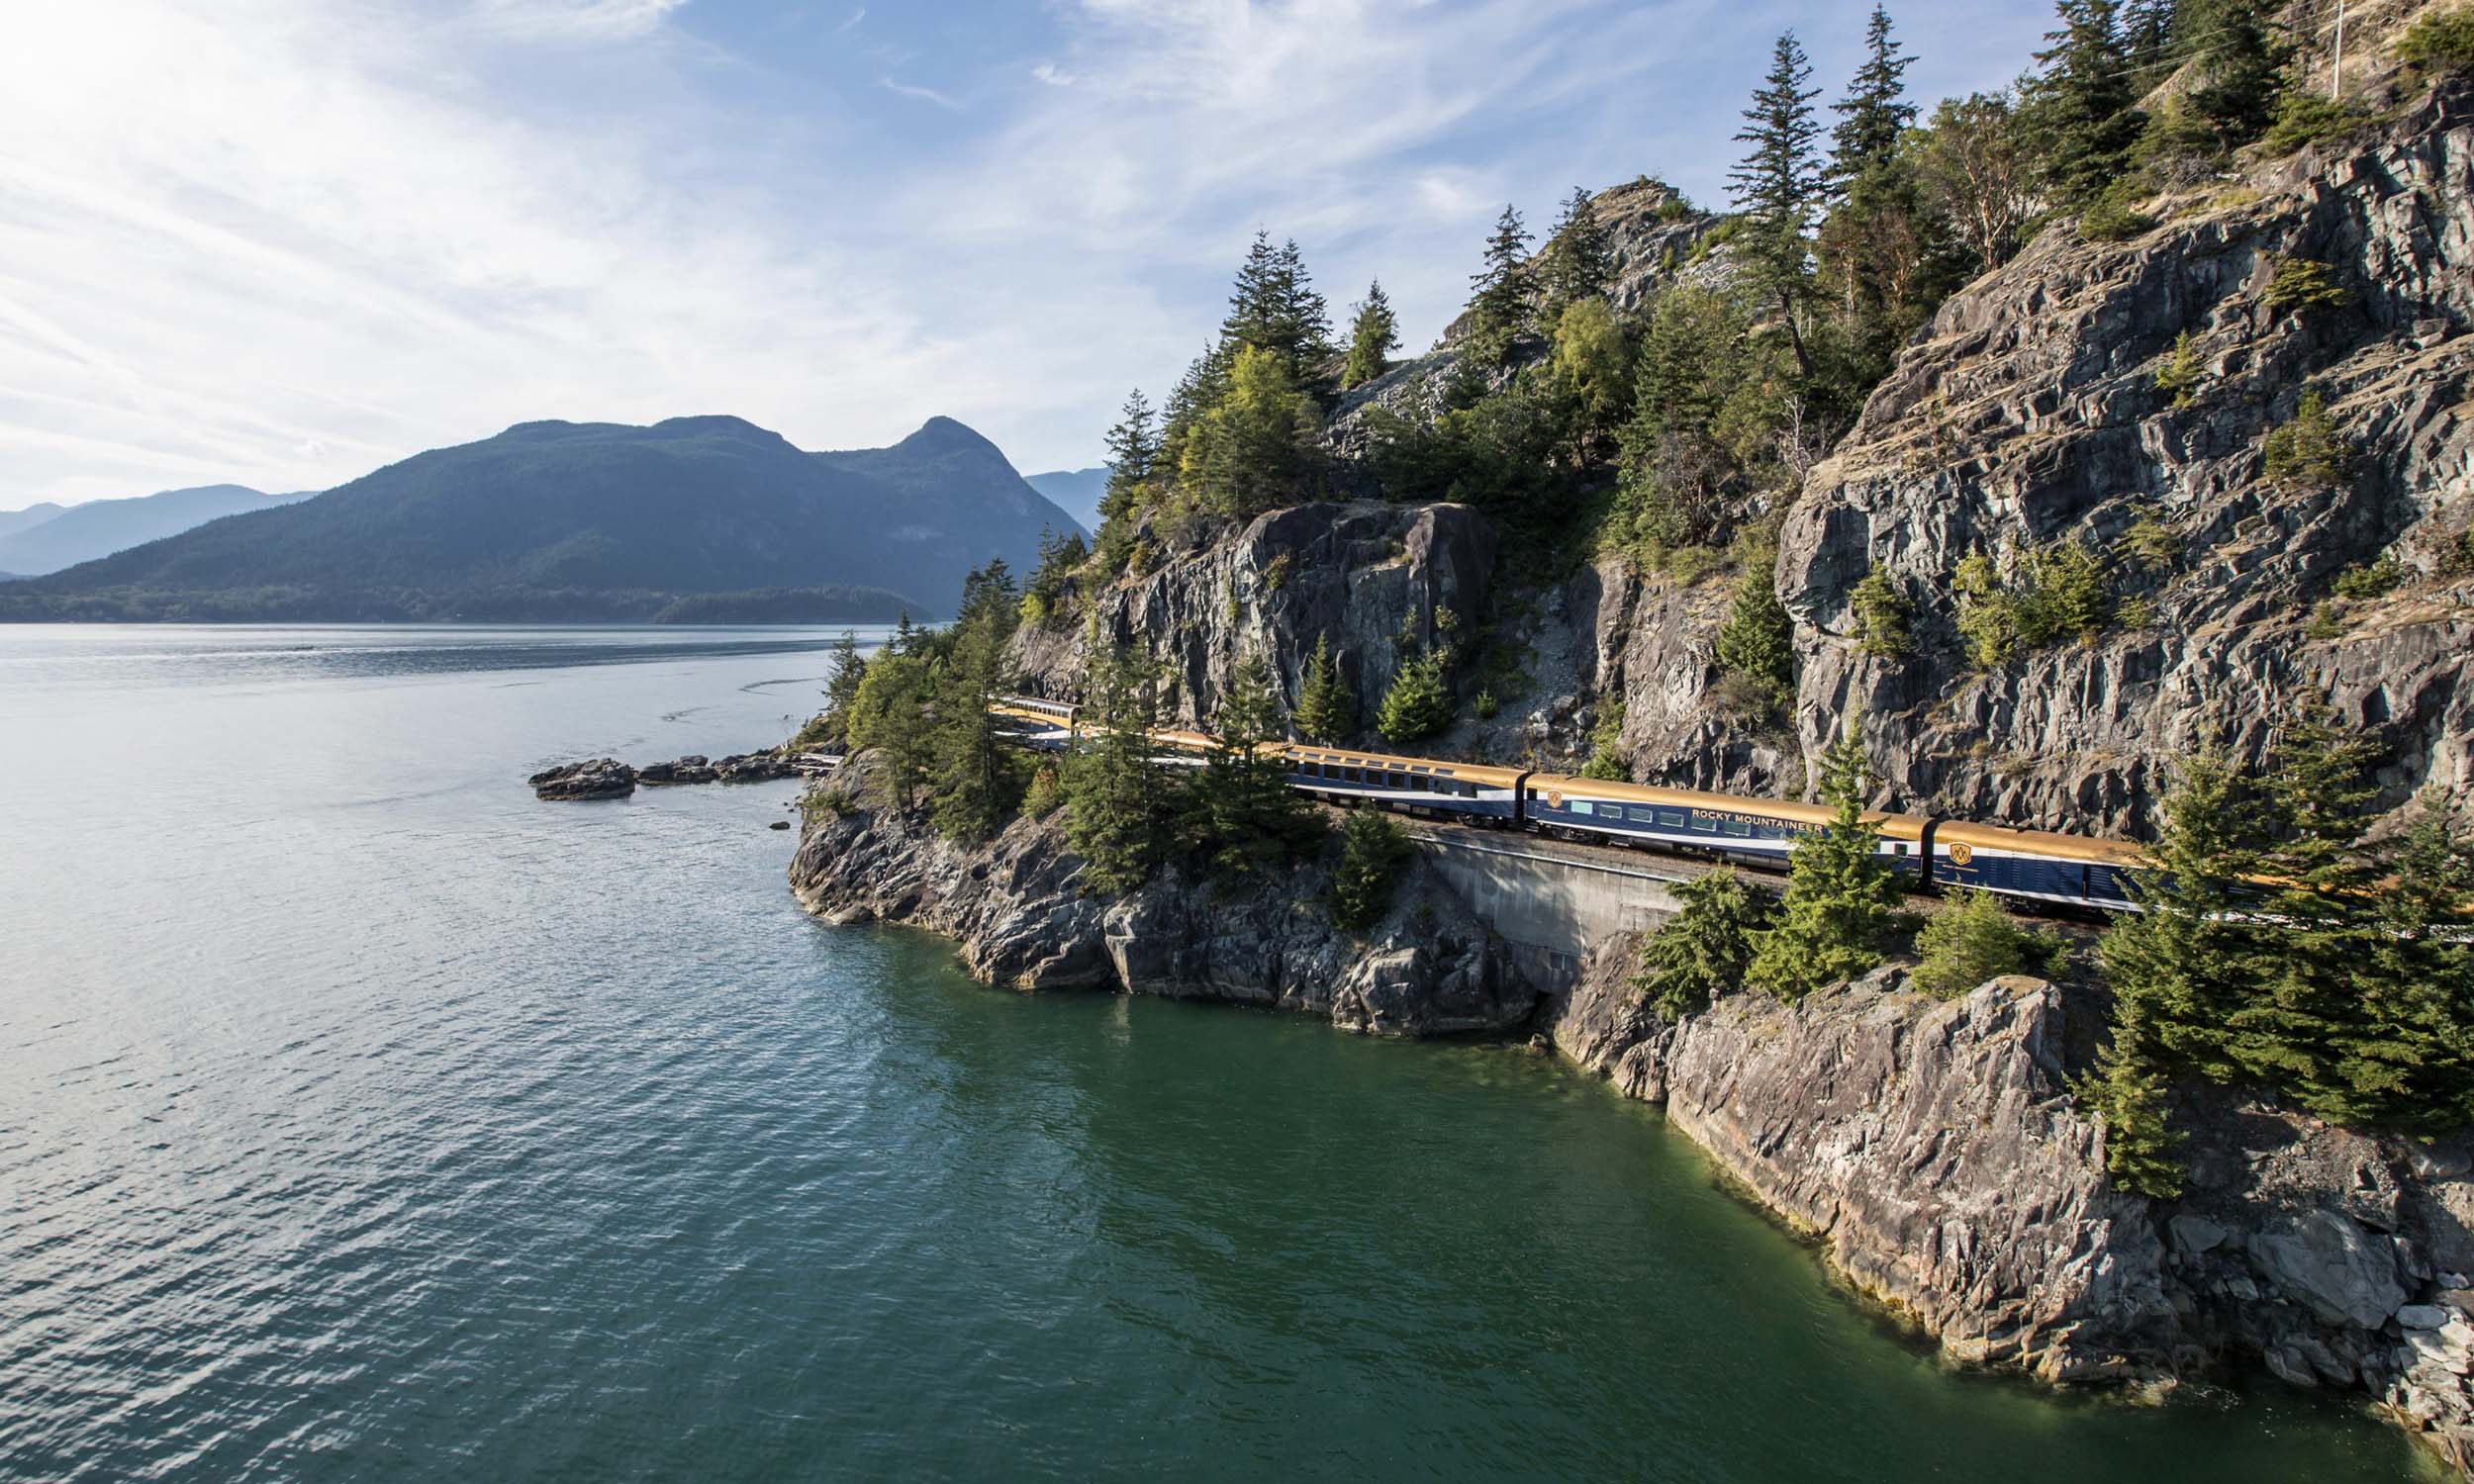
top-left (1550, 933), bottom-right (2474, 1467)
top-left (638, 752), bottom-right (796, 785)
top-left (528, 758), bottom-right (635, 799)
top-left (1324, 177), bottom-right (1739, 460)
top-left (1779, 81), bottom-right (2474, 831)
top-left (788, 753), bottom-right (1536, 1036)
top-left (1009, 501), bottom-right (1498, 735)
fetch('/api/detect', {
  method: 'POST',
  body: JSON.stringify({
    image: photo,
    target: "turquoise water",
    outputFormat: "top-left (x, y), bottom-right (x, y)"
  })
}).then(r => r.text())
top-left (0, 625), bottom-right (2436, 1481)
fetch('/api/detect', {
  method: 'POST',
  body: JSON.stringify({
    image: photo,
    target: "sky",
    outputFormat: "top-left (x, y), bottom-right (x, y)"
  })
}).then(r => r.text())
top-left (1, 0), bottom-right (2063, 510)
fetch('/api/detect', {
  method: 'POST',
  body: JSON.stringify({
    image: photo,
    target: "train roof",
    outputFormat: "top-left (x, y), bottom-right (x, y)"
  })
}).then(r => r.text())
top-left (1281, 744), bottom-right (1529, 788)
top-left (1934, 817), bottom-right (2150, 867)
top-left (1524, 773), bottom-right (1934, 840)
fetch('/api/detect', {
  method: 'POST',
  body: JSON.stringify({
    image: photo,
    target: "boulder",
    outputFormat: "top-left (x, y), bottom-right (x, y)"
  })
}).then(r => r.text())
top-left (527, 758), bottom-right (635, 800)
top-left (2245, 1210), bottom-right (2410, 1330)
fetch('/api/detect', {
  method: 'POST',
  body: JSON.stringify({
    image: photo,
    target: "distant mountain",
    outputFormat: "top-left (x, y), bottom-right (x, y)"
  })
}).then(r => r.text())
top-left (0, 503), bottom-right (64, 541)
top-left (0, 485), bottom-right (312, 577)
top-left (1023, 467), bottom-right (1106, 537)
top-left (2, 416), bottom-right (1083, 622)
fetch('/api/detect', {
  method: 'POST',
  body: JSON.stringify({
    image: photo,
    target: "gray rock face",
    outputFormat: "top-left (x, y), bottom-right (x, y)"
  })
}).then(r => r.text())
top-left (1010, 501), bottom-right (1497, 735)
top-left (1777, 86), bottom-right (2474, 829)
top-left (1549, 931), bottom-right (2474, 1468)
top-left (1549, 947), bottom-right (2173, 1379)
top-left (787, 753), bottom-right (1536, 1037)
top-left (527, 758), bottom-right (635, 799)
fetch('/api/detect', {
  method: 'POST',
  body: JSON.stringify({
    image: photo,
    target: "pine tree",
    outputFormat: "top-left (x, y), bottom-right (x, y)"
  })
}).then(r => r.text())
top-left (928, 562), bottom-right (1023, 840)
top-left (2351, 796), bottom-right (2474, 1131)
top-left (1633, 868), bottom-right (1772, 1019)
top-left (1330, 809), bottom-right (1414, 930)
top-left (2027, 0), bottom-right (2145, 209)
top-left (2121, 0), bottom-right (2180, 78)
top-left (1539, 185), bottom-right (1617, 321)
top-left (1746, 724), bottom-right (1902, 997)
top-left (1094, 391), bottom-right (1158, 568)
top-left (1062, 644), bottom-right (1174, 893)
top-left (1828, 6), bottom-right (1918, 194)
top-left (846, 648), bottom-right (933, 809)
top-left (2077, 1004), bottom-right (2186, 1196)
top-left (1729, 30), bottom-right (1826, 377)
top-left (1157, 341), bottom-right (1234, 487)
top-left (1180, 345), bottom-right (1321, 518)
top-left (1191, 652), bottom-right (1320, 875)
top-left (1911, 888), bottom-right (2065, 997)
top-left (820, 629), bottom-right (866, 742)
top-left (1295, 634), bottom-right (1358, 742)
top-left (2097, 753), bottom-right (2267, 1083)
top-left (1466, 205), bottom-right (1535, 364)
top-left (2181, 0), bottom-right (2287, 150)
top-left (1219, 232), bottom-right (1336, 394)
top-left (1375, 653), bottom-right (1454, 745)
top-left (1342, 280), bottom-right (1400, 391)
top-left (1714, 558), bottom-right (1795, 702)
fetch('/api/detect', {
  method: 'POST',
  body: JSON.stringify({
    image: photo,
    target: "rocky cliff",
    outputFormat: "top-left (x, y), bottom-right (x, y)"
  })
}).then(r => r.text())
top-left (1778, 80), bottom-right (2474, 831)
top-left (1551, 935), bottom-right (2474, 1468)
top-left (789, 754), bottom-right (1534, 1036)
top-left (1008, 501), bottom-right (1497, 733)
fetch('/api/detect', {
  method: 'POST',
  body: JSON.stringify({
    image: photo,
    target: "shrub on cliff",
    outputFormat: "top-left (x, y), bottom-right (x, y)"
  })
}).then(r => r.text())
top-left (2262, 393), bottom-right (2350, 491)
top-left (1295, 635), bottom-right (1358, 742)
top-left (1851, 569), bottom-right (1911, 659)
top-left (1910, 889), bottom-right (2066, 998)
top-left (1747, 725), bottom-right (1902, 998)
top-left (2399, 8), bottom-right (2474, 72)
top-left (1180, 346), bottom-right (1323, 519)
top-left (1714, 557), bottom-right (1793, 711)
top-left (1633, 868), bottom-right (1771, 1019)
top-left (1330, 810), bottom-right (1414, 931)
top-left (1376, 654), bottom-right (1454, 745)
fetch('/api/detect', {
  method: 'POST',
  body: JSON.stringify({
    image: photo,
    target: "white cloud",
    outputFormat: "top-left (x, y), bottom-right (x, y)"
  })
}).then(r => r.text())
top-left (467, 0), bottom-right (691, 42)
top-left (1030, 62), bottom-right (1075, 87)
top-left (837, 6), bottom-right (865, 32)
top-left (879, 75), bottom-right (963, 109)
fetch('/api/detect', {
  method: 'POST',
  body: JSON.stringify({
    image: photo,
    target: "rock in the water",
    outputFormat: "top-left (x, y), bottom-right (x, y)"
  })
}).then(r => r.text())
top-left (527, 758), bottom-right (635, 800)
top-left (768, 819), bottom-right (792, 831)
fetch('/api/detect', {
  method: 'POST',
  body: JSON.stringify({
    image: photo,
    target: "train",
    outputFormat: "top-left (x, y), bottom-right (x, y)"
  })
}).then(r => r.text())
top-left (988, 697), bottom-right (2148, 913)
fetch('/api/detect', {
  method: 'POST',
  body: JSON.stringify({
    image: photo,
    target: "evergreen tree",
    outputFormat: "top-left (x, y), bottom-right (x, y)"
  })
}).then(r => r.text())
top-left (1062, 644), bottom-right (1174, 893)
top-left (1539, 185), bottom-right (1617, 321)
top-left (1094, 391), bottom-right (1158, 569)
top-left (820, 629), bottom-right (866, 742)
top-left (1295, 634), bottom-right (1358, 742)
top-left (1190, 652), bottom-right (1320, 875)
top-left (1746, 724), bottom-right (1902, 997)
top-left (1828, 6), bottom-right (1918, 193)
top-left (1220, 232), bottom-right (1337, 395)
top-left (2097, 753), bottom-right (2265, 1082)
top-left (1158, 341), bottom-right (1234, 487)
top-left (928, 561), bottom-right (1023, 840)
top-left (1911, 888), bottom-right (2066, 997)
top-left (1466, 205), bottom-right (1536, 364)
top-left (2121, 0), bottom-right (2180, 77)
top-left (1180, 345), bottom-right (1321, 518)
top-left (1375, 653), bottom-right (1454, 745)
top-left (1916, 91), bottom-right (2035, 271)
top-left (2077, 1004), bottom-right (2186, 1196)
top-left (1549, 297), bottom-right (1633, 460)
top-left (2181, 0), bottom-right (2288, 150)
top-left (2352, 797), bottom-right (2474, 1131)
top-left (1330, 810), bottom-right (1414, 930)
top-left (1342, 280), bottom-right (1400, 391)
top-left (1714, 558), bottom-right (1795, 699)
top-left (2027, 0), bottom-right (2145, 209)
top-left (1633, 868), bottom-right (1772, 1019)
top-left (1729, 30), bottom-right (1827, 377)
top-left (846, 648), bottom-right (933, 809)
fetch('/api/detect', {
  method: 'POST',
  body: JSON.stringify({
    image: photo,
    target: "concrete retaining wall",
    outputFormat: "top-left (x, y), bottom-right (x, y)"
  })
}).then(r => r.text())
top-left (1405, 828), bottom-right (1692, 975)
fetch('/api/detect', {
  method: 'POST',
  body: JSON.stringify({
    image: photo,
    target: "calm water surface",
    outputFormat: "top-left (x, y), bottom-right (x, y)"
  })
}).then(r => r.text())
top-left (0, 625), bottom-right (2437, 1481)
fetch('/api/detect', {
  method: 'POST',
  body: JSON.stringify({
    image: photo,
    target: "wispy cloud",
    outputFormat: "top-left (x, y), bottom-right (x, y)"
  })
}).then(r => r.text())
top-left (836, 5), bottom-right (864, 32)
top-left (879, 74), bottom-right (962, 109)
top-left (0, 0), bottom-right (2057, 506)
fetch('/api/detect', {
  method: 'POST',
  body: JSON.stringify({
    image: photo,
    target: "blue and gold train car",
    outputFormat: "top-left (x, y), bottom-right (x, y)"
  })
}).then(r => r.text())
top-left (1281, 744), bottom-right (1528, 821)
top-left (1519, 774), bottom-right (1935, 880)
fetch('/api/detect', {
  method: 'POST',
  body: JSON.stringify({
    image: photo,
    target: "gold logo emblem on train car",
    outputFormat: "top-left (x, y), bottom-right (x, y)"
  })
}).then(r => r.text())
top-left (1546, 789), bottom-right (1564, 809)
top-left (1948, 842), bottom-right (1973, 866)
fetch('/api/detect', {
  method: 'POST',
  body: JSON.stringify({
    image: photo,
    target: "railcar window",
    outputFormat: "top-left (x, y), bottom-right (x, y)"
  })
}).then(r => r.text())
top-left (1690, 816), bottom-right (1717, 833)
top-left (1627, 806), bottom-right (1655, 823)
top-left (1411, 776), bottom-right (1430, 792)
top-left (1570, 800), bottom-right (1594, 816)
top-left (1659, 810), bottom-right (1684, 827)
top-left (1723, 819), bottom-right (1751, 837)
top-left (1344, 768), bottom-right (1362, 783)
